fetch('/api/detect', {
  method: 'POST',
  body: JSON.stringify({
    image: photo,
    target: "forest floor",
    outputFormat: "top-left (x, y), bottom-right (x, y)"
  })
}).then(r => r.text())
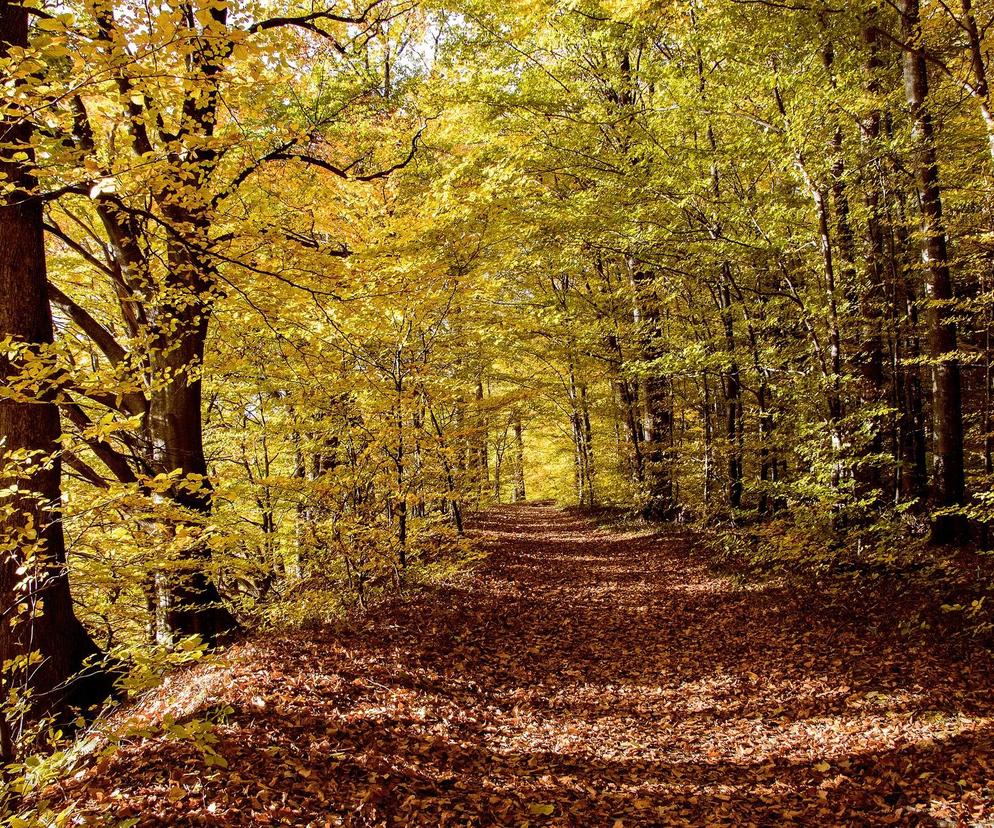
top-left (49, 504), bottom-right (994, 826)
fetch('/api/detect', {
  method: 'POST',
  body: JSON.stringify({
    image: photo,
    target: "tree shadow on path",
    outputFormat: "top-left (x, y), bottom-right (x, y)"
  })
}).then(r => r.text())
top-left (55, 504), bottom-right (994, 826)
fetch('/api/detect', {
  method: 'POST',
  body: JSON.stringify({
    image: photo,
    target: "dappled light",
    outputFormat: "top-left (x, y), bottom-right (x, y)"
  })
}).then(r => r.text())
top-left (4, 0), bottom-right (994, 823)
top-left (38, 506), bottom-right (994, 825)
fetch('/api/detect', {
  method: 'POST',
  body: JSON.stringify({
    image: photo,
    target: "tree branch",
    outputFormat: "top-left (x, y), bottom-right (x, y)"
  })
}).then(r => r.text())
top-left (248, 0), bottom-right (390, 48)
top-left (46, 282), bottom-right (128, 368)
top-left (62, 401), bottom-right (139, 485)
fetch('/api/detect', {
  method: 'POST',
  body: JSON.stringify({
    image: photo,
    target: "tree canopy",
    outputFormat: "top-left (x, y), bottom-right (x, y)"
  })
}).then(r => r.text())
top-left (4, 0), bottom-right (994, 821)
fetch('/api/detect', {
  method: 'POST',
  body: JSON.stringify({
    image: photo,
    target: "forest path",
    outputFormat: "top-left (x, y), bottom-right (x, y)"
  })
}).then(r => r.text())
top-left (62, 504), bottom-right (993, 826)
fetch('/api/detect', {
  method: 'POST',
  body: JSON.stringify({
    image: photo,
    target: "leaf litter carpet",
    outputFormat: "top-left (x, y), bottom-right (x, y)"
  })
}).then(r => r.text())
top-left (58, 504), bottom-right (993, 825)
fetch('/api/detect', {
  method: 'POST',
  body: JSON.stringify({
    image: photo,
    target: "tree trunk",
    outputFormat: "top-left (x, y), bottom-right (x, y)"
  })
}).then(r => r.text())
top-left (149, 264), bottom-right (237, 642)
top-left (580, 382), bottom-right (596, 507)
top-left (567, 361), bottom-right (588, 507)
top-left (0, 0), bottom-right (110, 756)
top-left (899, 0), bottom-right (967, 542)
top-left (512, 414), bottom-right (526, 502)
top-left (702, 370), bottom-right (714, 509)
top-left (628, 261), bottom-right (675, 520)
top-left (773, 78), bottom-right (845, 489)
top-left (856, 15), bottom-right (887, 495)
top-left (719, 270), bottom-right (743, 510)
top-left (607, 333), bottom-right (643, 482)
top-left (958, 0), bottom-right (994, 166)
top-left (885, 136), bottom-right (929, 502)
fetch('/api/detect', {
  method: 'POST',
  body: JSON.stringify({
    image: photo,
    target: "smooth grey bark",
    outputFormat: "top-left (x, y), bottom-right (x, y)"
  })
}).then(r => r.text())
top-left (898, 0), bottom-right (967, 542)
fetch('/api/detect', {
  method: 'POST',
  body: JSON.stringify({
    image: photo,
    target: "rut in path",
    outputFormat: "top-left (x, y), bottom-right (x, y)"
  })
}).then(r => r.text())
top-left (59, 504), bottom-right (993, 826)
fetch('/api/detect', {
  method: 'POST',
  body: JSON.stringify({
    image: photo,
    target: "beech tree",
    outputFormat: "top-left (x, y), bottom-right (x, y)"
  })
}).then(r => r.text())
top-left (0, 0), bottom-right (110, 758)
top-left (7, 0), bottom-right (994, 786)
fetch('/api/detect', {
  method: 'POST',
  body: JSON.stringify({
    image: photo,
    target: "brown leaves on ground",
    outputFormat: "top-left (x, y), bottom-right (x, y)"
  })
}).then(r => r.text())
top-left (52, 505), bottom-right (994, 826)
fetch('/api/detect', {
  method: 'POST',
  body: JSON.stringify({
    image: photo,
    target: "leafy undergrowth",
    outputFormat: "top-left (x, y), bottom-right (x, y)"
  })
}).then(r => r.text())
top-left (36, 504), bottom-right (994, 826)
top-left (704, 514), bottom-right (994, 652)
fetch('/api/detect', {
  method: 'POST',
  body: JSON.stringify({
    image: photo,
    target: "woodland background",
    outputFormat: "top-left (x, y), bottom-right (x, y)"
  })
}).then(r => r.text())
top-left (4, 0), bottom-right (994, 818)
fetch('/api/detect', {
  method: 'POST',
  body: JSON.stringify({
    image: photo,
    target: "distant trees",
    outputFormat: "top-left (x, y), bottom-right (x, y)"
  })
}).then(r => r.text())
top-left (7, 0), bottom-right (994, 771)
top-left (450, 0), bottom-right (994, 549)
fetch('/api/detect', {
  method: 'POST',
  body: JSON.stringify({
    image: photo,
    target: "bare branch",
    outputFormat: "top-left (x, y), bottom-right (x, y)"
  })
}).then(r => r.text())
top-left (47, 281), bottom-right (128, 368)
top-left (62, 401), bottom-right (139, 485)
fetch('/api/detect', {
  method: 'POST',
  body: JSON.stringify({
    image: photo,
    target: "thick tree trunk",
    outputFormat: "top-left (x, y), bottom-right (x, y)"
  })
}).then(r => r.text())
top-left (0, 0), bottom-right (110, 757)
top-left (149, 246), bottom-right (238, 642)
top-left (899, 0), bottom-right (967, 542)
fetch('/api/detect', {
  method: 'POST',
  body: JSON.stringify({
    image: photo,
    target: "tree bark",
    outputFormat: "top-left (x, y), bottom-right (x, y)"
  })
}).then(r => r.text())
top-left (147, 242), bottom-right (238, 642)
top-left (628, 261), bottom-right (675, 520)
top-left (719, 269), bottom-right (743, 510)
top-left (899, 0), bottom-right (967, 542)
top-left (856, 15), bottom-right (887, 495)
top-left (512, 414), bottom-right (526, 502)
top-left (0, 0), bottom-right (110, 757)
top-left (957, 0), bottom-right (994, 166)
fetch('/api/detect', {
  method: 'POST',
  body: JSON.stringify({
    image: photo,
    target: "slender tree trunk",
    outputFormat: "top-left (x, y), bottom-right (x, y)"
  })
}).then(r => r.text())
top-left (719, 270), bottom-right (743, 510)
top-left (899, 0), bottom-right (967, 541)
top-left (702, 370), bottom-right (714, 509)
top-left (985, 275), bottom-right (994, 476)
top-left (567, 361), bottom-right (587, 507)
top-left (474, 375), bottom-right (488, 504)
top-left (428, 406), bottom-right (464, 534)
top-left (958, 0), bottom-right (994, 166)
top-left (607, 333), bottom-right (643, 482)
top-left (512, 414), bottom-right (526, 502)
top-left (812, 183), bottom-right (845, 487)
top-left (740, 290), bottom-right (775, 516)
top-left (628, 260), bottom-right (675, 519)
top-left (857, 15), bottom-right (887, 495)
top-left (393, 372), bottom-right (407, 566)
top-left (774, 79), bottom-right (845, 488)
top-left (886, 154), bottom-right (929, 501)
top-left (698, 52), bottom-right (743, 515)
top-left (822, 40), bottom-right (858, 299)
top-left (580, 383), bottom-right (596, 507)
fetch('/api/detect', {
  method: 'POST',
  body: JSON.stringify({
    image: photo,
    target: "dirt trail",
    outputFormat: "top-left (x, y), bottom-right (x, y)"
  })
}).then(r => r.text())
top-left (59, 504), bottom-right (994, 826)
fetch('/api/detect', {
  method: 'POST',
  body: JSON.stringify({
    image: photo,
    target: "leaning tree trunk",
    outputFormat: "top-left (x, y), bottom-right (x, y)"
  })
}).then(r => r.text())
top-left (958, 0), bottom-right (994, 167)
top-left (0, 0), bottom-right (110, 759)
top-left (899, 0), bottom-right (967, 542)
